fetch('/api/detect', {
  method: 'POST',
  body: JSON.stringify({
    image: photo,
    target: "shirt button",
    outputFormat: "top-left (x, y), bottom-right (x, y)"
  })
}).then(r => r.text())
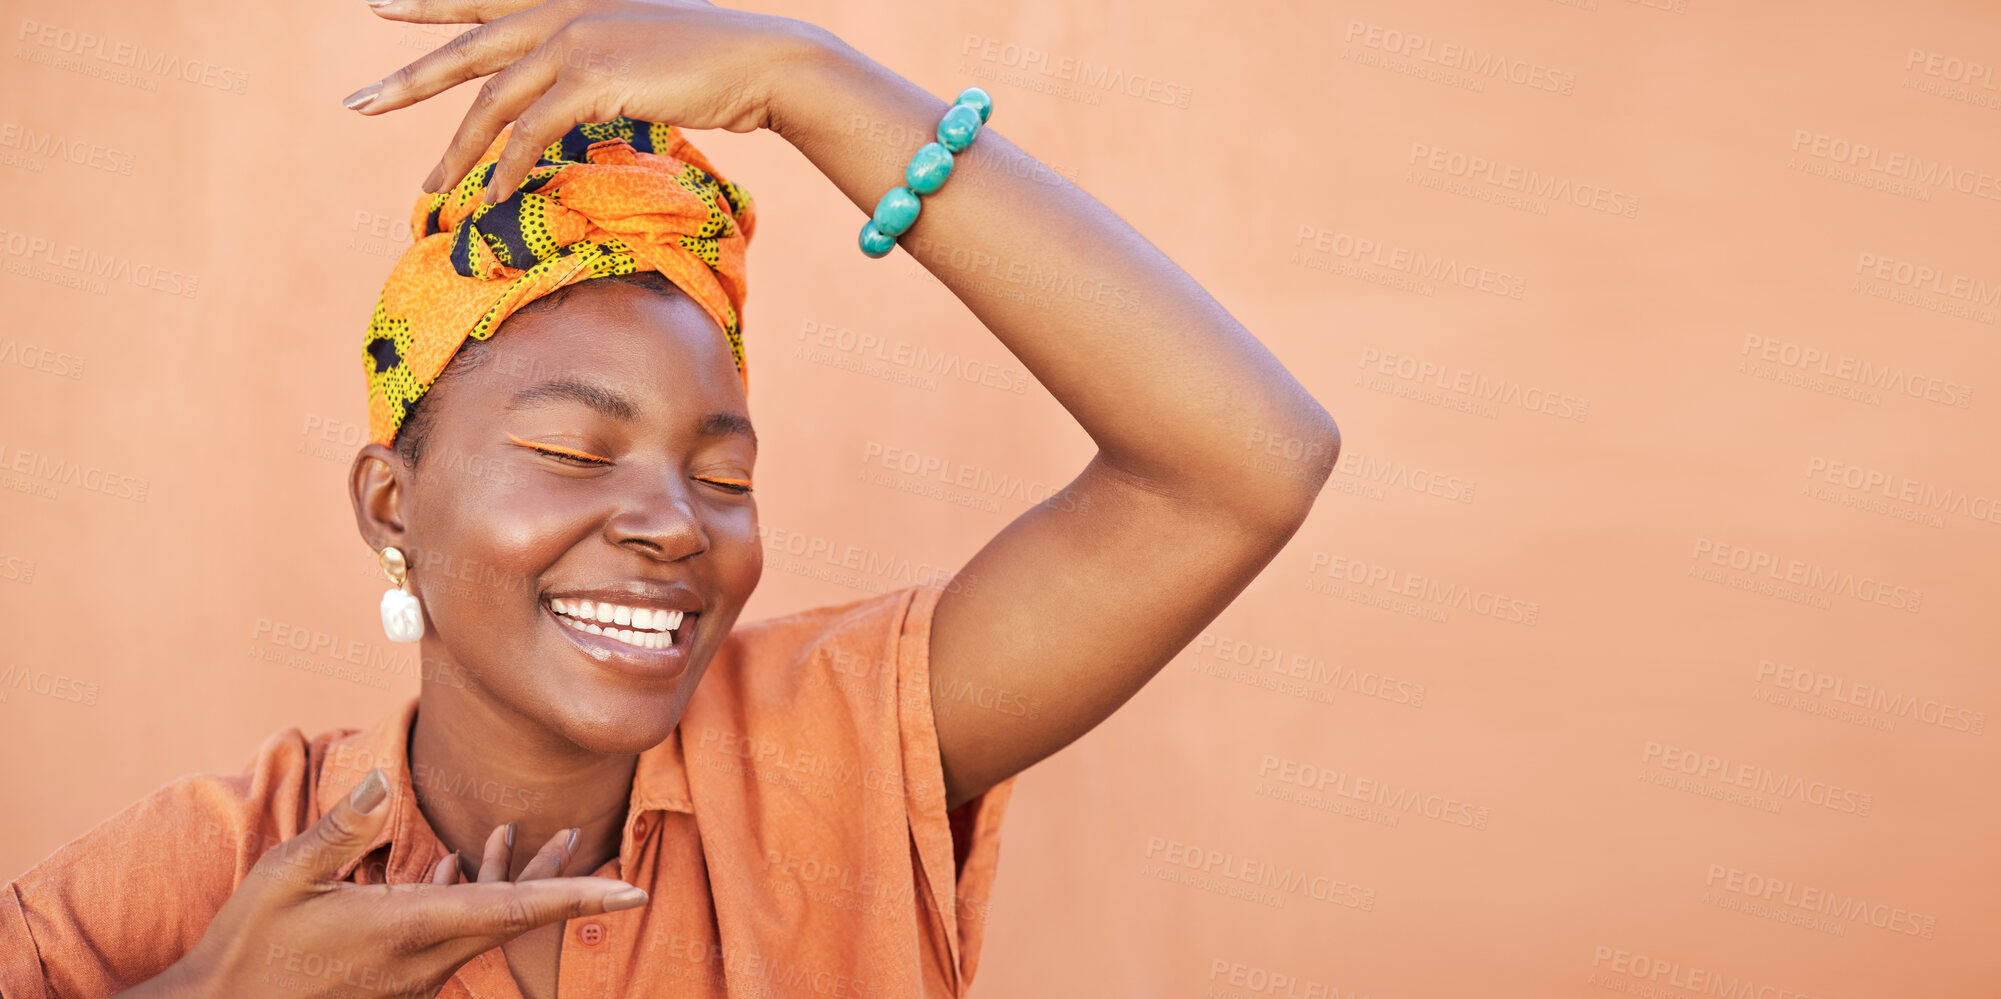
top-left (578, 921), bottom-right (606, 947)
top-left (632, 815), bottom-right (650, 838)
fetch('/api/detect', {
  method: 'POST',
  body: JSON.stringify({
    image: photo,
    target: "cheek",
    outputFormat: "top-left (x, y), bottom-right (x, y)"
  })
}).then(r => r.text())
top-left (712, 502), bottom-right (763, 591)
top-left (410, 477), bottom-right (587, 620)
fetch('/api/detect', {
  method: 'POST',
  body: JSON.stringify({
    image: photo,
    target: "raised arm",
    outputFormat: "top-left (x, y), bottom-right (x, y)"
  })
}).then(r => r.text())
top-left (768, 38), bottom-right (1341, 809)
top-left (339, 0), bottom-right (1339, 812)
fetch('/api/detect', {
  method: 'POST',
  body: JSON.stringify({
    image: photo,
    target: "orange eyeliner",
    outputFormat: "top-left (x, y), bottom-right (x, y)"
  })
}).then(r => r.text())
top-left (700, 476), bottom-right (755, 490)
top-left (507, 433), bottom-right (611, 463)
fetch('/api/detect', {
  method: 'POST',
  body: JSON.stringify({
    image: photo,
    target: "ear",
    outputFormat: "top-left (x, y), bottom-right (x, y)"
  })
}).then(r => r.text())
top-left (351, 442), bottom-right (411, 553)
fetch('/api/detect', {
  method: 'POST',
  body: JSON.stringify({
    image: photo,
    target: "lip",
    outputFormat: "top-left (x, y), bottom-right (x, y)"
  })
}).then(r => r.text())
top-left (541, 588), bottom-right (702, 681)
top-left (546, 584), bottom-right (705, 615)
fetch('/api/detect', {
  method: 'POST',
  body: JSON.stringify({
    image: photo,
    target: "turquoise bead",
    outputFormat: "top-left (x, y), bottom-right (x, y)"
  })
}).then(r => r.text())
top-left (936, 104), bottom-right (983, 153)
top-left (871, 186), bottom-right (921, 236)
top-left (858, 219), bottom-right (896, 258)
top-left (904, 142), bottom-right (955, 195)
top-left (955, 87), bottom-right (993, 123)
top-left (855, 87), bottom-right (992, 256)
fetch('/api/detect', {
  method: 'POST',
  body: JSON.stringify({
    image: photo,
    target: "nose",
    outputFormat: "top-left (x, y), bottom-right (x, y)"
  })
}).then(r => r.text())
top-left (603, 472), bottom-right (708, 562)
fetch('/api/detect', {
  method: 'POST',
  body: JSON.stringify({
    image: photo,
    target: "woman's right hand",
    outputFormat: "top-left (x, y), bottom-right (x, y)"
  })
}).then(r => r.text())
top-left (117, 768), bottom-right (647, 999)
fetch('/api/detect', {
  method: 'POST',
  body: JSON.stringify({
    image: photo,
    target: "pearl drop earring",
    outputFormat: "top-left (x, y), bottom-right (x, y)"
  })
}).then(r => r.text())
top-left (378, 546), bottom-right (424, 643)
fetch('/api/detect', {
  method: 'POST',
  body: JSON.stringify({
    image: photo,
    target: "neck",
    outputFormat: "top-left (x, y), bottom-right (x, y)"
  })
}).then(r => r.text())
top-left (408, 680), bottom-right (639, 880)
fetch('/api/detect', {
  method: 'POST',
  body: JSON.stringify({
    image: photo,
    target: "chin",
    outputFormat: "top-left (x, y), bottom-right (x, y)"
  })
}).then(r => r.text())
top-left (497, 606), bottom-right (715, 751)
top-left (539, 673), bottom-right (705, 756)
top-left (440, 600), bottom-right (739, 755)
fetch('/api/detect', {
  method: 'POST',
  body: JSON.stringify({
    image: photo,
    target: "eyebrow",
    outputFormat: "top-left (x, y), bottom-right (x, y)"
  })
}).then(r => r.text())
top-left (698, 410), bottom-right (759, 446)
top-left (506, 378), bottom-right (638, 421)
top-left (505, 378), bottom-right (756, 445)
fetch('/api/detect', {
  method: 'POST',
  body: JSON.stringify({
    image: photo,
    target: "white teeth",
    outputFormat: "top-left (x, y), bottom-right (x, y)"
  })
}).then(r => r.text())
top-left (550, 598), bottom-right (689, 648)
top-left (554, 610), bottom-right (674, 650)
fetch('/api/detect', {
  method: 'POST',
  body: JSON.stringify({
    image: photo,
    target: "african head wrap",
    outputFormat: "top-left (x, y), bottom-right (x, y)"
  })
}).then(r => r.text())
top-left (362, 117), bottom-right (755, 447)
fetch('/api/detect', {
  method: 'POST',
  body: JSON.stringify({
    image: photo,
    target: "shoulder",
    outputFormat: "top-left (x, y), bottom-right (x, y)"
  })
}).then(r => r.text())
top-left (726, 581), bottom-right (939, 656)
top-left (11, 720), bottom-right (340, 887)
top-left (705, 580), bottom-right (950, 705)
top-left (0, 717), bottom-right (362, 998)
top-left (684, 579), bottom-right (951, 780)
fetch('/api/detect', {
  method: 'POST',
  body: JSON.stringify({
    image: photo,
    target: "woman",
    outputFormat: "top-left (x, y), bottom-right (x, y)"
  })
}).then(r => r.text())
top-left (0, 1), bottom-right (1339, 996)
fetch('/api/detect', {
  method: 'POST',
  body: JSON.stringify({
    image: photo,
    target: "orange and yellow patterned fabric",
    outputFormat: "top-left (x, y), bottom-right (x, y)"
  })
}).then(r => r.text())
top-left (362, 117), bottom-right (756, 446)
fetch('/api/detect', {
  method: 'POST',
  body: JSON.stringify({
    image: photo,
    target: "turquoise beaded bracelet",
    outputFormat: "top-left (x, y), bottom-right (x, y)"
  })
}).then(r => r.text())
top-left (858, 87), bottom-right (994, 258)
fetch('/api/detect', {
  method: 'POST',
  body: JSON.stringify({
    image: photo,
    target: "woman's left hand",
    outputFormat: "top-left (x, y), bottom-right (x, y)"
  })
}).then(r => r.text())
top-left (342, 0), bottom-right (828, 202)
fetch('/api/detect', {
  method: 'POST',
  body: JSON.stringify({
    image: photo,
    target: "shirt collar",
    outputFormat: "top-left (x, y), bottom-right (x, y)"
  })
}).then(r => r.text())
top-left (314, 696), bottom-right (695, 884)
top-left (631, 721), bottom-right (695, 813)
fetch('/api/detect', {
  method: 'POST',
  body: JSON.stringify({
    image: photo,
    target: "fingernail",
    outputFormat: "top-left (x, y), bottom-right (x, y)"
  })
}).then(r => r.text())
top-left (343, 81), bottom-right (383, 111)
top-left (482, 186), bottom-right (499, 206)
top-left (422, 163), bottom-right (444, 194)
top-left (350, 768), bottom-right (388, 814)
top-left (505, 822), bottom-right (516, 848)
top-left (566, 828), bottom-right (580, 853)
top-left (366, 0), bottom-right (398, 8)
top-left (604, 887), bottom-right (649, 911)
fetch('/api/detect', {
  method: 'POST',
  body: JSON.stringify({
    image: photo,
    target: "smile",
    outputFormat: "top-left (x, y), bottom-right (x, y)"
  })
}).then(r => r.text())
top-left (549, 597), bottom-right (688, 653)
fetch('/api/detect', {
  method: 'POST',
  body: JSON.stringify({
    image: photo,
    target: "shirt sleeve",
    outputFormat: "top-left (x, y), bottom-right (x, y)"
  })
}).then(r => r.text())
top-left (0, 729), bottom-right (316, 999)
top-left (894, 576), bottom-right (1017, 992)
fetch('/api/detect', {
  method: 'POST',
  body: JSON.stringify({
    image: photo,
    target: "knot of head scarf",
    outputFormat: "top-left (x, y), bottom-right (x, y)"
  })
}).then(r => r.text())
top-left (362, 117), bottom-right (755, 447)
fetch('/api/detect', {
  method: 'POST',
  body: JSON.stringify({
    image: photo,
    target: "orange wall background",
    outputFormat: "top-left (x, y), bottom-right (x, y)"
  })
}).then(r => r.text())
top-left (4, 0), bottom-right (1999, 995)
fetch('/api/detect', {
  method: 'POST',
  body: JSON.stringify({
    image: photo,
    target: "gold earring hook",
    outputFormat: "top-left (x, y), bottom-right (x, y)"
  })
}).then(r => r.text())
top-left (379, 546), bottom-right (410, 591)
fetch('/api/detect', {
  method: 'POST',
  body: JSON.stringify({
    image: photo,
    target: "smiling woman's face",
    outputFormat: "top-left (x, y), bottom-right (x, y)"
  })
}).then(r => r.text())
top-left (357, 277), bottom-right (762, 756)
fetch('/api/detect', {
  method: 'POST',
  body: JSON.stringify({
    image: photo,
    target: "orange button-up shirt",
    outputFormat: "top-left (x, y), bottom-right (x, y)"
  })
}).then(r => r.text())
top-left (0, 579), bottom-right (1013, 998)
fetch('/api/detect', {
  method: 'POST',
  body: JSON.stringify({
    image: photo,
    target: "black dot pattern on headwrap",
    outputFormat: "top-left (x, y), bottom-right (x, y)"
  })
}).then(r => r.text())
top-left (361, 116), bottom-right (755, 447)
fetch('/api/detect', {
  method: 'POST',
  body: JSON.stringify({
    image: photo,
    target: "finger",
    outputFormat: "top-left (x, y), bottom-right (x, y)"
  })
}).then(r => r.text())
top-left (422, 45), bottom-right (565, 194)
top-left (559, 830), bottom-right (599, 877)
top-left (476, 823), bottom-right (515, 883)
top-left (344, 3), bottom-right (570, 118)
top-left (429, 852), bottom-right (461, 885)
top-left (265, 768), bottom-right (394, 887)
top-left (363, 0), bottom-right (550, 26)
top-left (485, 80), bottom-right (606, 205)
top-left (420, 877), bottom-right (650, 952)
top-left (515, 828), bottom-right (578, 882)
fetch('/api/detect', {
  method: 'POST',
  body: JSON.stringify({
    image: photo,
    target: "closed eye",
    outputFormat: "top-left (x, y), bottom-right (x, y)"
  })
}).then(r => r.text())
top-left (695, 475), bottom-right (754, 494)
top-left (507, 433), bottom-right (612, 466)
